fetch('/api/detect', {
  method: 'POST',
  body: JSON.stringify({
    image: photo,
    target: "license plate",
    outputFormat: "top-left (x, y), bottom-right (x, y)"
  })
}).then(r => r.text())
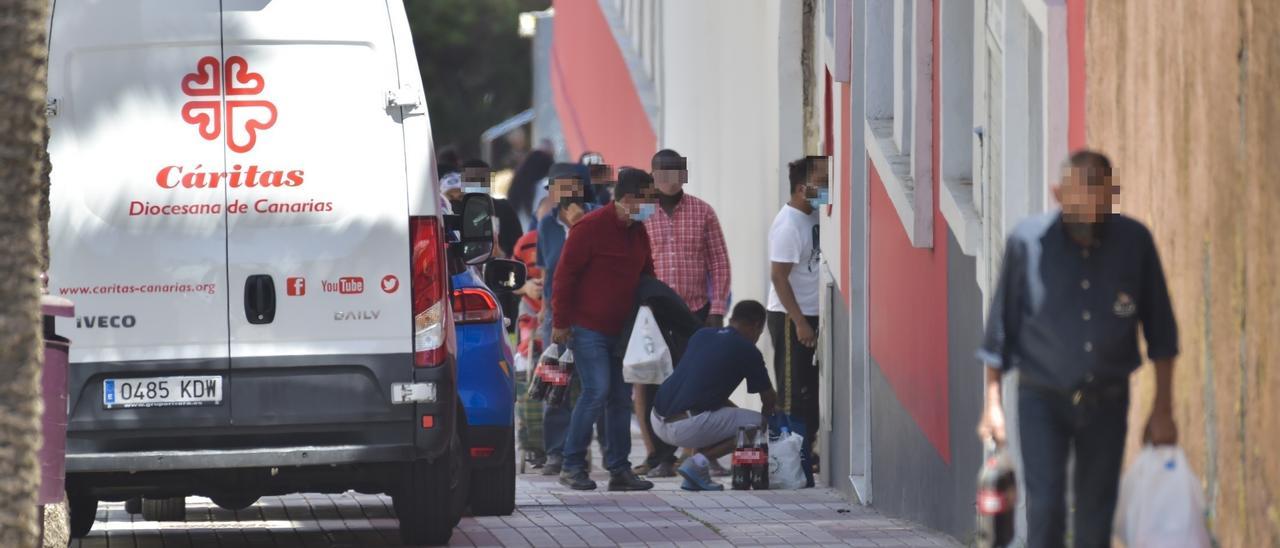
top-left (103, 376), bottom-right (223, 409)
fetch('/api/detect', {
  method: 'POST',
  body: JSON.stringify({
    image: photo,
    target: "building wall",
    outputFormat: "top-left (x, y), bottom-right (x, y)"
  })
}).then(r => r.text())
top-left (1086, 1), bottom-right (1280, 545)
top-left (550, 0), bottom-right (655, 168)
top-left (655, 0), bottom-right (802, 311)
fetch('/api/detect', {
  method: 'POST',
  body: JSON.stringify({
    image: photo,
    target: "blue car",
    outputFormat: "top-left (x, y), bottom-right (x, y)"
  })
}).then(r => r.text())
top-left (450, 267), bottom-right (517, 516)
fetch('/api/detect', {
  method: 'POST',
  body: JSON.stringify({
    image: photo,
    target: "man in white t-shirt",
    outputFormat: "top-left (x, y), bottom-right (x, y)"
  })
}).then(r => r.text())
top-left (765, 156), bottom-right (830, 488)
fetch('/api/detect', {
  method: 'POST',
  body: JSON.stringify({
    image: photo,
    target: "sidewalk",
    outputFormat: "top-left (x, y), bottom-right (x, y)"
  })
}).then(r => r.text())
top-left (71, 423), bottom-right (961, 547)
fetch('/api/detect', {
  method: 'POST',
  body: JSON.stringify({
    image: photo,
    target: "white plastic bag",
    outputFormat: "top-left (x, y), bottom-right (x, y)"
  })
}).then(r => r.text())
top-left (768, 429), bottom-right (807, 490)
top-left (1114, 446), bottom-right (1212, 548)
top-left (622, 306), bottom-right (672, 384)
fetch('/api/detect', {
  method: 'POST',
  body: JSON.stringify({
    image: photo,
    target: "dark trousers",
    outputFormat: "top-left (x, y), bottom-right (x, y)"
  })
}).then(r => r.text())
top-left (766, 311), bottom-right (819, 487)
top-left (1018, 380), bottom-right (1129, 548)
top-left (639, 303), bottom-right (709, 467)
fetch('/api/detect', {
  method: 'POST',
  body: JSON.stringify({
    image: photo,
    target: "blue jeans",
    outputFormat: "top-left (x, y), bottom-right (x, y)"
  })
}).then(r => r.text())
top-left (543, 389), bottom-right (607, 459)
top-left (1018, 380), bottom-right (1129, 548)
top-left (562, 326), bottom-right (632, 473)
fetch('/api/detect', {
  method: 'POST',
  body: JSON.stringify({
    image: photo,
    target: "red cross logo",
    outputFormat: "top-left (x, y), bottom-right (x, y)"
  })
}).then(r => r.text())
top-left (181, 56), bottom-right (278, 154)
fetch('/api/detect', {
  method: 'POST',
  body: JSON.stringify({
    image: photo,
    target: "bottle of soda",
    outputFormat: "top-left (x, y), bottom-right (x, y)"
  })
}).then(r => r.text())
top-left (751, 426), bottom-right (770, 490)
top-left (526, 343), bottom-right (560, 401)
top-left (975, 441), bottom-right (1017, 548)
top-left (730, 426), bottom-right (753, 490)
top-left (546, 349), bottom-right (575, 407)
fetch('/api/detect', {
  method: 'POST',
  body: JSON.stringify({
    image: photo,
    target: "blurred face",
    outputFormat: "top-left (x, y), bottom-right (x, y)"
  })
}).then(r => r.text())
top-left (549, 177), bottom-right (584, 204)
top-left (653, 169), bottom-right (687, 196)
top-left (462, 167), bottom-right (492, 194)
top-left (616, 185), bottom-right (660, 219)
top-left (1054, 165), bottom-right (1116, 224)
top-left (803, 158), bottom-right (830, 202)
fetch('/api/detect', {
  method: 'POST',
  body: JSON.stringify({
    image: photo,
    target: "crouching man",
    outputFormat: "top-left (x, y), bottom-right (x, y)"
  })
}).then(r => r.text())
top-left (650, 300), bottom-right (777, 491)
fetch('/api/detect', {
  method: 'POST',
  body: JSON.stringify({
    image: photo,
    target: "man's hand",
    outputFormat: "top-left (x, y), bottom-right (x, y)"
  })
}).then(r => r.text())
top-left (705, 314), bottom-right (724, 328)
top-left (551, 327), bottom-right (571, 345)
top-left (977, 402), bottom-right (1007, 447)
top-left (793, 317), bottom-right (817, 348)
top-left (1144, 408), bottom-right (1178, 446)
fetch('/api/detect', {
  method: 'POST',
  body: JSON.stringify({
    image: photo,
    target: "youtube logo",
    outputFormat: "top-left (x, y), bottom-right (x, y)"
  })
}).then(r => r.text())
top-left (286, 277), bottom-right (306, 296)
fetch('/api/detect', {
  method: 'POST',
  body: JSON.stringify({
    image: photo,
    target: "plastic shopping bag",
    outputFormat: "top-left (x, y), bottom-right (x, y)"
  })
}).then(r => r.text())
top-left (622, 306), bottom-right (673, 384)
top-left (1114, 446), bottom-right (1212, 548)
top-left (768, 428), bottom-right (807, 490)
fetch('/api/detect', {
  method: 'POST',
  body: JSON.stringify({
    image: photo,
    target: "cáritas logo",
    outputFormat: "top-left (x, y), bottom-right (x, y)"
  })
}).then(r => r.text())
top-left (157, 56), bottom-right (305, 191)
top-left (181, 56), bottom-right (277, 153)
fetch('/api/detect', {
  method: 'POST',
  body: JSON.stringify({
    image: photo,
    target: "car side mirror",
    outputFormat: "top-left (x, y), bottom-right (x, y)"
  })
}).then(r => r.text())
top-left (459, 193), bottom-right (495, 265)
top-left (484, 259), bottom-right (527, 294)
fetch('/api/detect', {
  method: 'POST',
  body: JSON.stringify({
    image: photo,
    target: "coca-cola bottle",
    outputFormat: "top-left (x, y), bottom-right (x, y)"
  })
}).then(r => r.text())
top-left (526, 343), bottom-right (560, 402)
top-left (751, 426), bottom-right (770, 490)
top-left (546, 349), bottom-right (575, 407)
top-left (731, 426), bottom-right (754, 490)
top-left (975, 441), bottom-right (1017, 548)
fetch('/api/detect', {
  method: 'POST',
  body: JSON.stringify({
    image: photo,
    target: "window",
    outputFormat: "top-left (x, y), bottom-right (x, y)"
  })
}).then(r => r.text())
top-left (938, 0), bottom-right (980, 257)
top-left (864, 0), bottom-right (932, 248)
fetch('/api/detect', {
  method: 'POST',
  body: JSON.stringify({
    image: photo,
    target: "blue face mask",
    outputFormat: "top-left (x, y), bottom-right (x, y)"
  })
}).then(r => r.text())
top-left (463, 185), bottom-right (489, 195)
top-left (630, 202), bottom-right (657, 222)
top-left (808, 187), bottom-right (830, 209)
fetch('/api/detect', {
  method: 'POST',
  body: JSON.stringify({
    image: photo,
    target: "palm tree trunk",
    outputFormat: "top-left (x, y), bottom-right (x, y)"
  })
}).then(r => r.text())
top-left (0, 0), bottom-right (51, 545)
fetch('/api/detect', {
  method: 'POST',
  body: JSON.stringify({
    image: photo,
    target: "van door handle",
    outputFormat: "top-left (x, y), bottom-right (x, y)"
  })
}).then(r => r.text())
top-left (244, 274), bottom-right (276, 325)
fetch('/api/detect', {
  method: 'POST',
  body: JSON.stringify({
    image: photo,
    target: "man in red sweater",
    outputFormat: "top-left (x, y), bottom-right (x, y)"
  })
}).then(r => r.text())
top-left (552, 168), bottom-right (659, 491)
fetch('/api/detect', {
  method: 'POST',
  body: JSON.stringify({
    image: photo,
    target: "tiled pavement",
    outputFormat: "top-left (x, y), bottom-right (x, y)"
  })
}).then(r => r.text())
top-left (72, 431), bottom-right (961, 547)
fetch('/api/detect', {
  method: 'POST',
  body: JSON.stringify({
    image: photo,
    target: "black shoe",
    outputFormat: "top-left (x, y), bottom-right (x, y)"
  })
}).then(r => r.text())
top-left (559, 468), bottom-right (596, 491)
top-left (608, 469), bottom-right (655, 491)
top-left (541, 455), bottom-right (564, 476)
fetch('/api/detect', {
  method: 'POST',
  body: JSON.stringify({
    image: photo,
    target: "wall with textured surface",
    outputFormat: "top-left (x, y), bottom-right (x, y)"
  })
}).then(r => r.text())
top-left (1086, 1), bottom-right (1280, 545)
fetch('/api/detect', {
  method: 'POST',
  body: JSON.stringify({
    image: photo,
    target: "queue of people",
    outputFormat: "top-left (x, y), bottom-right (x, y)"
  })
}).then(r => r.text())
top-left (441, 145), bottom-right (831, 492)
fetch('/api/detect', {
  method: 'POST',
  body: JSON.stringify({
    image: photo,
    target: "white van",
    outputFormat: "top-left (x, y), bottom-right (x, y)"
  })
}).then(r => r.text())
top-left (46, 1), bottom-right (507, 544)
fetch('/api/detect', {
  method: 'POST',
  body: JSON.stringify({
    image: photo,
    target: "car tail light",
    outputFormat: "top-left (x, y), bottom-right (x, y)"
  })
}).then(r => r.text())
top-left (421, 415), bottom-right (435, 429)
top-left (410, 217), bottom-right (450, 367)
top-left (470, 446), bottom-right (495, 458)
top-left (452, 288), bottom-right (500, 324)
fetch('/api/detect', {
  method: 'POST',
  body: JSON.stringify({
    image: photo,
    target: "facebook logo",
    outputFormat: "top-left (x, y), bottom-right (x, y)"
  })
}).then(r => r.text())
top-left (286, 277), bottom-right (306, 296)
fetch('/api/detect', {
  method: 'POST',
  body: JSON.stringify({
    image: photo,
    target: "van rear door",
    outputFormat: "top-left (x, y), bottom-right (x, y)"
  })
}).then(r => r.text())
top-left (47, 1), bottom-right (233, 431)
top-left (219, 0), bottom-right (414, 428)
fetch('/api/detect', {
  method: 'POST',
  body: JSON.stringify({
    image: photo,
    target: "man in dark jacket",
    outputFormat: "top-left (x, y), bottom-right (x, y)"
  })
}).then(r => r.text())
top-left (617, 276), bottom-right (703, 477)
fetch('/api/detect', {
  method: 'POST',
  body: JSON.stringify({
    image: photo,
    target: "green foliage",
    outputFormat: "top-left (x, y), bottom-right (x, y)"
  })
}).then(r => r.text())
top-left (405, 0), bottom-right (549, 160)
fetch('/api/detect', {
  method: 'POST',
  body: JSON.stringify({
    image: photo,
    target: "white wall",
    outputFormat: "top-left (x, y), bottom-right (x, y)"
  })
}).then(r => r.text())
top-left (656, 0), bottom-right (802, 315)
top-left (599, 0), bottom-right (803, 408)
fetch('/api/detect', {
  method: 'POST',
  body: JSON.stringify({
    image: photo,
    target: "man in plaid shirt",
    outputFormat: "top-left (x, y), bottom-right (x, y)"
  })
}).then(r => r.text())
top-left (634, 149), bottom-right (732, 478)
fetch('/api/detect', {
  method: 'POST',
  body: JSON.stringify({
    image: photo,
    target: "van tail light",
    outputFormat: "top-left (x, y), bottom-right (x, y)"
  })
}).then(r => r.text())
top-left (452, 288), bottom-right (500, 324)
top-left (410, 216), bottom-right (450, 367)
top-left (470, 446), bottom-right (495, 458)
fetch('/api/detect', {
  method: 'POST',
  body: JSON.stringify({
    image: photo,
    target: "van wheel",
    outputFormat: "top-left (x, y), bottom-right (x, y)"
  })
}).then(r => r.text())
top-left (393, 429), bottom-right (468, 545)
top-left (68, 495), bottom-right (97, 539)
top-left (141, 497), bottom-right (186, 521)
top-left (469, 433), bottom-right (515, 516)
top-left (211, 495), bottom-right (259, 511)
top-left (124, 496), bottom-right (142, 515)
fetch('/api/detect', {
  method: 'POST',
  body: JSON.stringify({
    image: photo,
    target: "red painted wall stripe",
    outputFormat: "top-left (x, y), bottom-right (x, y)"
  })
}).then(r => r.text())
top-left (550, 0), bottom-right (656, 169)
top-left (840, 82), bottom-right (852, 304)
top-left (866, 0), bottom-right (950, 464)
